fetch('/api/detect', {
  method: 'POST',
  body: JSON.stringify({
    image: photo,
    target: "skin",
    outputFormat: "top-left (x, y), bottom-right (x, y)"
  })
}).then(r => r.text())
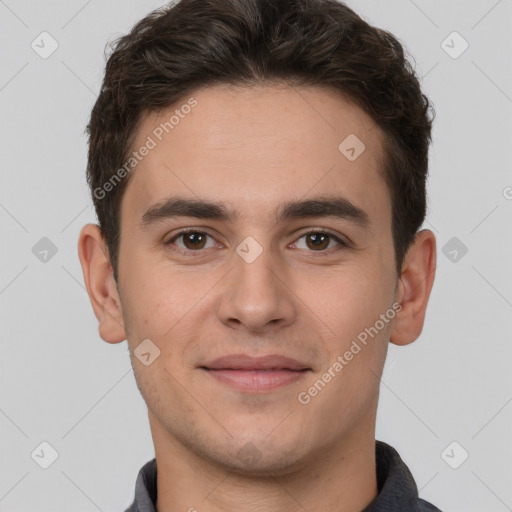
top-left (78, 83), bottom-right (436, 512)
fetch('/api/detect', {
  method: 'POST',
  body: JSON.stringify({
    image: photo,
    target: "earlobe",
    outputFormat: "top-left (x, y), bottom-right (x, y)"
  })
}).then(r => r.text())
top-left (77, 223), bottom-right (127, 344)
top-left (390, 229), bottom-right (436, 347)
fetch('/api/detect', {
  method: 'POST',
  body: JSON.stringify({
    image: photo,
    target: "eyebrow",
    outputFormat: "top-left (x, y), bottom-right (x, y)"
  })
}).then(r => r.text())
top-left (139, 195), bottom-right (371, 230)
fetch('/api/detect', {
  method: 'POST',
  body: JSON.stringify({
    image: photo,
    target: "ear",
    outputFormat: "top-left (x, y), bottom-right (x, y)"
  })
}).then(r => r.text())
top-left (390, 229), bottom-right (436, 346)
top-left (77, 223), bottom-right (127, 344)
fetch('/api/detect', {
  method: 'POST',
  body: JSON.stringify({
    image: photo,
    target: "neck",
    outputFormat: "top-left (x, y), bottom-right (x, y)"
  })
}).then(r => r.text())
top-left (152, 415), bottom-right (378, 512)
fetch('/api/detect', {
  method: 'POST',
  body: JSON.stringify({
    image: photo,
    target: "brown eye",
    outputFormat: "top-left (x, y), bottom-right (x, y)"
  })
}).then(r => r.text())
top-left (165, 230), bottom-right (216, 253)
top-left (305, 233), bottom-right (330, 250)
top-left (180, 231), bottom-right (207, 250)
top-left (293, 230), bottom-right (347, 252)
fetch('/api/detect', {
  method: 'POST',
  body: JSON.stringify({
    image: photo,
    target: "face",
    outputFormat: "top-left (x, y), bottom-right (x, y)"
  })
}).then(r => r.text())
top-left (90, 84), bottom-right (404, 474)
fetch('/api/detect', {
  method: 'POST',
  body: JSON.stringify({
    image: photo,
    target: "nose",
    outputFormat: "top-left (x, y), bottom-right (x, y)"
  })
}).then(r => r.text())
top-left (216, 242), bottom-right (296, 333)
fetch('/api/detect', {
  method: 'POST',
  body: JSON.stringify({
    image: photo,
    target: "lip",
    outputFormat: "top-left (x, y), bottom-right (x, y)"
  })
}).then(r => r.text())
top-left (199, 354), bottom-right (312, 392)
top-left (203, 368), bottom-right (310, 392)
top-left (201, 354), bottom-right (311, 371)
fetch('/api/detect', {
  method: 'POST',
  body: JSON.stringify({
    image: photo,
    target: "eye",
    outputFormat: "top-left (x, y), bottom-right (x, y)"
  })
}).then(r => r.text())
top-left (292, 230), bottom-right (348, 252)
top-left (165, 229), bottom-right (218, 253)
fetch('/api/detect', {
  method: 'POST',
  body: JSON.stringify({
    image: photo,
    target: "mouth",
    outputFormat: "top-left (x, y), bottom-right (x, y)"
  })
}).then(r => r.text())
top-left (200, 368), bottom-right (311, 392)
top-left (199, 354), bottom-right (312, 392)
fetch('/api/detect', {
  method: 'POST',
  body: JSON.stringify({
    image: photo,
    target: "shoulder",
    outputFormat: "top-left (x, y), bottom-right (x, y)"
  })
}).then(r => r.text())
top-left (418, 498), bottom-right (443, 512)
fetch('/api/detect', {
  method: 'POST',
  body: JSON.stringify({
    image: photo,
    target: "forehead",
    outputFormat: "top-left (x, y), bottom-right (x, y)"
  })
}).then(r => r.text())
top-left (121, 83), bottom-right (390, 230)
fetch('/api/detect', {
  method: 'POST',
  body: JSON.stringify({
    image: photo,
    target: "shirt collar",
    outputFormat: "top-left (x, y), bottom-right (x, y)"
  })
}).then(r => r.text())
top-left (126, 441), bottom-right (437, 512)
top-left (125, 457), bottom-right (157, 512)
top-left (362, 441), bottom-right (430, 511)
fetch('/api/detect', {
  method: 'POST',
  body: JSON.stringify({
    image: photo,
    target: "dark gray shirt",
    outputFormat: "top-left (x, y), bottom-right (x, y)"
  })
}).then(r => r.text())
top-left (124, 440), bottom-right (442, 511)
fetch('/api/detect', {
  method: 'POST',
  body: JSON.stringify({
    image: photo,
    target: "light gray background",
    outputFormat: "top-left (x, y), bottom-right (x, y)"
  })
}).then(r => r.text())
top-left (1, 0), bottom-right (511, 511)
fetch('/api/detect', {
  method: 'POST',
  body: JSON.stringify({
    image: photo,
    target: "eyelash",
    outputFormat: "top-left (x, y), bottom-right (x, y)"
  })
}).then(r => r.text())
top-left (164, 228), bottom-right (349, 257)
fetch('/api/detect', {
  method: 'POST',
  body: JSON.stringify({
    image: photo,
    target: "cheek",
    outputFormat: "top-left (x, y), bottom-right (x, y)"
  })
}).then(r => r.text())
top-left (121, 258), bottom-right (220, 371)
top-left (307, 269), bottom-right (394, 394)
top-left (313, 265), bottom-right (392, 336)
top-left (121, 250), bottom-right (193, 327)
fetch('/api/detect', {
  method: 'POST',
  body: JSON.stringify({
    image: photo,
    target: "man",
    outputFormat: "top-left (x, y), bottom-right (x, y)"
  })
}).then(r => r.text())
top-left (78, 0), bottom-right (440, 510)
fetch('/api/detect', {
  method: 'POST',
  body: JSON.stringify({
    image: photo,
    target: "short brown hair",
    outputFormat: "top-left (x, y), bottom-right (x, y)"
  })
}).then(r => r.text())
top-left (86, 0), bottom-right (435, 283)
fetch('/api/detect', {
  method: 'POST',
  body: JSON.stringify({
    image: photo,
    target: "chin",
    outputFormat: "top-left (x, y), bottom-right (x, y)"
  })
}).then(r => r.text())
top-left (214, 447), bottom-right (307, 478)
